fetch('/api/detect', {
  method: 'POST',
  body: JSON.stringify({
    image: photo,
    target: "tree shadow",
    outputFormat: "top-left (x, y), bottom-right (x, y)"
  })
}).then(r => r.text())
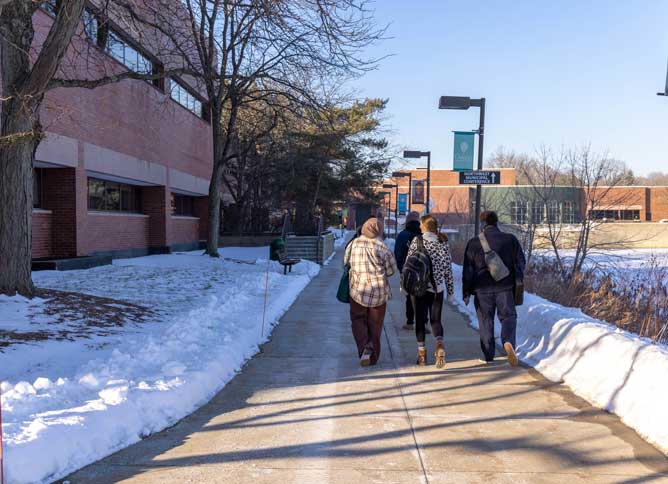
top-left (59, 252), bottom-right (668, 484)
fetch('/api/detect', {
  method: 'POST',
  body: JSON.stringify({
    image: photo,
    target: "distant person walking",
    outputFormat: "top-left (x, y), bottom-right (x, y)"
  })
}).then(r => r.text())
top-left (394, 211), bottom-right (422, 331)
top-left (344, 217), bottom-right (397, 366)
top-left (462, 211), bottom-right (526, 366)
top-left (404, 214), bottom-right (454, 368)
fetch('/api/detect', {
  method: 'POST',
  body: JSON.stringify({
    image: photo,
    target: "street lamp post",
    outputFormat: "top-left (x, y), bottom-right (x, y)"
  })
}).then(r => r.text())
top-left (391, 171), bottom-right (412, 214)
top-left (382, 183), bottom-right (398, 239)
top-left (402, 151), bottom-right (431, 214)
top-left (378, 190), bottom-right (391, 238)
top-left (438, 96), bottom-right (486, 235)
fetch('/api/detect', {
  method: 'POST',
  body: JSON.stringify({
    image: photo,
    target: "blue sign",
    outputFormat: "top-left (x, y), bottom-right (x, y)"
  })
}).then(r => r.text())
top-left (453, 131), bottom-right (475, 172)
top-left (398, 193), bottom-right (408, 215)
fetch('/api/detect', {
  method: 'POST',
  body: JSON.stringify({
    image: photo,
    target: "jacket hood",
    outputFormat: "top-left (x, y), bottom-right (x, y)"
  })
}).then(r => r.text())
top-left (405, 220), bottom-right (421, 234)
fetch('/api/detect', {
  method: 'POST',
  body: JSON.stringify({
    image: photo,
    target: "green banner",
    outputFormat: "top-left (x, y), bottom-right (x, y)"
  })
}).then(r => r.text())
top-left (453, 131), bottom-right (475, 172)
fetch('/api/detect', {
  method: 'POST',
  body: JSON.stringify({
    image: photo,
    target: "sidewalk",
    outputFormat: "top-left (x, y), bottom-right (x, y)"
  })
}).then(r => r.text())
top-left (63, 251), bottom-right (668, 484)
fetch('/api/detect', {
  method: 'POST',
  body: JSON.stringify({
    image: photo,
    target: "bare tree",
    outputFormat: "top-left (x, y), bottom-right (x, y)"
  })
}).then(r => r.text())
top-left (521, 145), bottom-right (641, 278)
top-left (137, 0), bottom-right (385, 255)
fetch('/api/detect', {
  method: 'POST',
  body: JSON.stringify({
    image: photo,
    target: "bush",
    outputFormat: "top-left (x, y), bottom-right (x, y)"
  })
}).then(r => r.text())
top-left (525, 257), bottom-right (668, 345)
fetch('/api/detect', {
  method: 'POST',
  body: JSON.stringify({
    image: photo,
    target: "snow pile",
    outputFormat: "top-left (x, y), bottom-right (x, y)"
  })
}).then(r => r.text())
top-left (0, 251), bottom-right (319, 483)
top-left (452, 264), bottom-right (668, 455)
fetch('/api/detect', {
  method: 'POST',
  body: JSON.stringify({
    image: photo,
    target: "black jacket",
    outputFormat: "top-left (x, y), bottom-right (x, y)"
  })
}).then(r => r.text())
top-left (394, 221), bottom-right (421, 272)
top-left (462, 225), bottom-right (526, 297)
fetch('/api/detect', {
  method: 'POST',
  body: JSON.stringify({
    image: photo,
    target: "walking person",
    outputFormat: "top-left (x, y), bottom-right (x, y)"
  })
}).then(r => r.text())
top-left (405, 214), bottom-right (454, 368)
top-left (344, 217), bottom-right (397, 366)
top-left (462, 211), bottom-right (526, 366)
top-left (394, 211), bottom-right (422, 331)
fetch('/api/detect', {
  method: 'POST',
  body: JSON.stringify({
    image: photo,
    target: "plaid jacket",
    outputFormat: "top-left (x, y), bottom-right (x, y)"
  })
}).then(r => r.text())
top-left (344, 236), bottom-right (397, 307)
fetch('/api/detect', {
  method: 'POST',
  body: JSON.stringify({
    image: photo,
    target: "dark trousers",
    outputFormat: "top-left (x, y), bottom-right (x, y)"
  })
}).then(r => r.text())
top-left (474, 289), bottom-right (517, 361)
top-left (411, 291), bottom-right (444, 343)
top-left (349, 299), bottom-right (387, 365)
top-left (405, 294), bottom-right (415, 324)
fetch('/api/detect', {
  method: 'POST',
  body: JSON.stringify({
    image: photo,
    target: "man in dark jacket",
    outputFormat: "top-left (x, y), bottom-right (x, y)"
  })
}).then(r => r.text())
top-left (462, 211), bottom-right (526, 366)
top-left (394, 211), bottom-right (422, 330)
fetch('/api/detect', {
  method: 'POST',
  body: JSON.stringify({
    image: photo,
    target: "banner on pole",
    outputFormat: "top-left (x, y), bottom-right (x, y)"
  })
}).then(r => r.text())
top-left (453, 131), bottom-right (475, 172)
top-left (398, 193), bottom-right (408, 215)
top-left (411, 180), bottom-right (425, 205)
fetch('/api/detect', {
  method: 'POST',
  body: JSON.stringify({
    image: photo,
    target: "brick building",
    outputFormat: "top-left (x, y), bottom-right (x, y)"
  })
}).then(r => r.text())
top-left (26, 5), bottom-right (216, 261)
top-left (380, 168), bottom-right (668, 226)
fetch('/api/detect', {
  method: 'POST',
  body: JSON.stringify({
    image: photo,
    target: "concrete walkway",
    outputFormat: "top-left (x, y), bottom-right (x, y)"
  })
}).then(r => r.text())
top-left (64, 251), bottom-right (668, 484)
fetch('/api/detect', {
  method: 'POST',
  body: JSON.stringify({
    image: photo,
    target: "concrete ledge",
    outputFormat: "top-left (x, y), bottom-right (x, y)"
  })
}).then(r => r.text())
top-left (170, 241), bottom-right (204, 253)
top-left (219, 235), bottom-right (279, 247)
top-left (32, 255), bottom-right (112, 271)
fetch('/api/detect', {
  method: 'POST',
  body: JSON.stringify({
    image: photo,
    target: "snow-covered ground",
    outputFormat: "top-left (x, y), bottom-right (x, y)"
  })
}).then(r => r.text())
top-left (535, 248), bottom-right (668, 281)
top-left (452, 264), bottom-right (668, 456)
top-left (0, 249), bottom-right (320, 483)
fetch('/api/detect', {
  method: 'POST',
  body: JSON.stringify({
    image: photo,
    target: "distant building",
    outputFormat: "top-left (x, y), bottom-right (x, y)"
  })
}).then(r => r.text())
top-left (379, 168), bottom-right (668, 227)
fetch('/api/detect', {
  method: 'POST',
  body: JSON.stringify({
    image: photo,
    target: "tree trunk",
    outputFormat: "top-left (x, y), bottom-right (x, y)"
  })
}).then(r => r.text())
top-left (0, 110), bottom-right (38, 297)
top-left (0, 3), bottom-right (39, 297)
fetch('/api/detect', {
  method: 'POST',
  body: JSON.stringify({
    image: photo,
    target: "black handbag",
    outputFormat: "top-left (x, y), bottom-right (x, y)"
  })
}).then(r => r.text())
top-left (336, 244), bottom-right (353, 303)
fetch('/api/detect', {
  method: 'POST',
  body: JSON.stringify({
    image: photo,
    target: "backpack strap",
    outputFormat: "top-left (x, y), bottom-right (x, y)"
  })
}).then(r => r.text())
top-left (479, 231), bottom-right (492, 254)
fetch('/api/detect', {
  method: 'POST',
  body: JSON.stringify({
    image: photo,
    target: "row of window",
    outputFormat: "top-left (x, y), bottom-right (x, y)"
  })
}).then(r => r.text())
top-left (35, 172), bottom-right (200, 216)
top-left (87, 178), bottom-right (196, 216)
top-left (83, 8), bottom-right (207, 118)
top-left (170, 81), bottom-right (204, 118)
top-left (589, 209), bottom-right (641, 221)
top-left (509, 201), bottom-right (576, 225)
top-left (42, 2), bottom-right (207, 119)
top-left (88, 178), bottom-right (143, 213)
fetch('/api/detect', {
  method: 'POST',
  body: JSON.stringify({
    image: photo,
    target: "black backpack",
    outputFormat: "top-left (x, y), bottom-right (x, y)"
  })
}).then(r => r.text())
top-left (400, 236), bottom-right (435, 297)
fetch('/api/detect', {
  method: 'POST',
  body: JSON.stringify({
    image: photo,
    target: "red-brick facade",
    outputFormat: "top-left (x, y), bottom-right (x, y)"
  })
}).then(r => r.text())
top-left (29, 9), bottom-right (215, 260)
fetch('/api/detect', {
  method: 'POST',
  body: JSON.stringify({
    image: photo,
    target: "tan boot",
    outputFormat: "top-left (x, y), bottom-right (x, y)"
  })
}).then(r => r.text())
top-left (504, 342), bottom-right (519, 367)
top-left (416, 347), bottom-right (427, 366)
top-left (435, 340), bottom-right (446, 369)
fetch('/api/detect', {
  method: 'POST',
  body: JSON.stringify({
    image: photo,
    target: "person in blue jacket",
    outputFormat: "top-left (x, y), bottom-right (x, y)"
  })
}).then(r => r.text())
top-left (394, 211), bottom-right (422, 330)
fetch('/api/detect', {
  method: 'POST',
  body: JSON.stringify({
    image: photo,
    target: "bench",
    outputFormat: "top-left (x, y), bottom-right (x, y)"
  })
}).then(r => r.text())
top-left (277, 248), bottom-right (300, 275)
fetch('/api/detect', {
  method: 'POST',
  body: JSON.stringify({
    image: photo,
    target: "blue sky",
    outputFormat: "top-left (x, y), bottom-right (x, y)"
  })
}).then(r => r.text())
top-left (351, 0), bottom-right (668, 175)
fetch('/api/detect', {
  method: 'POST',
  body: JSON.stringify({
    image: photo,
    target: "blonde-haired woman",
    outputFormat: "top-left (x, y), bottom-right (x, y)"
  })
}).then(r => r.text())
top-left (405, 214), bottom-right (454, 367)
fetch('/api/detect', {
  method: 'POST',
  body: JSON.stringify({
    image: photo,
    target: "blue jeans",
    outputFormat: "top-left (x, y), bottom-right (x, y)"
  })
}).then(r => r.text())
top-left (474, 289), bottom-right (517, 361)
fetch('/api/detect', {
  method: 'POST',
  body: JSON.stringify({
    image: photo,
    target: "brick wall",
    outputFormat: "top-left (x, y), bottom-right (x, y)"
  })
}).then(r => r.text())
top-left (81, 213), bottom-right (150, 254)
top-left (32, 210), bottom-right (53, 258)
top-left (170, 216), bottom-right (199, 245)
top-left (42, 167), bottom-right (78, 258)
top-left (649, 187), bottom-right (668, 221)
top-left (142, 186), bottom-right (170, 249)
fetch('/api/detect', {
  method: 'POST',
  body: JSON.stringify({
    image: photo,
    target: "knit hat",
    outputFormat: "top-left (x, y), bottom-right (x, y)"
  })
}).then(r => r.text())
top-left (361, 217), bottom-right (383, 239)
top-left (406, 211), bottom-right (420, 223)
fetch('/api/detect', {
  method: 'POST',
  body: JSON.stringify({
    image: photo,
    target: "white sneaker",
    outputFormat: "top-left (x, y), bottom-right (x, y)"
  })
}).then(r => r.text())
top-left (360, 349), bottom-right (372, 367)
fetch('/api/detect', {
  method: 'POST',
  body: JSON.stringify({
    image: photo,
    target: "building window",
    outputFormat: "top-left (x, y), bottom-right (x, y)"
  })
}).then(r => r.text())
top-left (510, 201), bottom-right (527, 225)
top-left (530, 202), bottom-right (545, 224)
top-left (170, 80), bottom-right (204, 118)
top-left (88, 178), bottom-right (142, 213)
top-left (33, 168), bottom-right (44, 209)
top-left (83, 8), bottom-right (163, 89)
top-left (589, 209), bottom-right (640, 222)
top-left (171, 193), bottom-right (195, 216)
top-left (562, 201), bottom-right (575, 224)
top-left (547, 200), bottom-right (560, 224)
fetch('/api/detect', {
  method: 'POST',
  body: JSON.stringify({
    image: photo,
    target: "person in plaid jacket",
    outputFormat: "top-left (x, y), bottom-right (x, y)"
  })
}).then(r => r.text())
top-left (344, 217), bottom-right (397, 366)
